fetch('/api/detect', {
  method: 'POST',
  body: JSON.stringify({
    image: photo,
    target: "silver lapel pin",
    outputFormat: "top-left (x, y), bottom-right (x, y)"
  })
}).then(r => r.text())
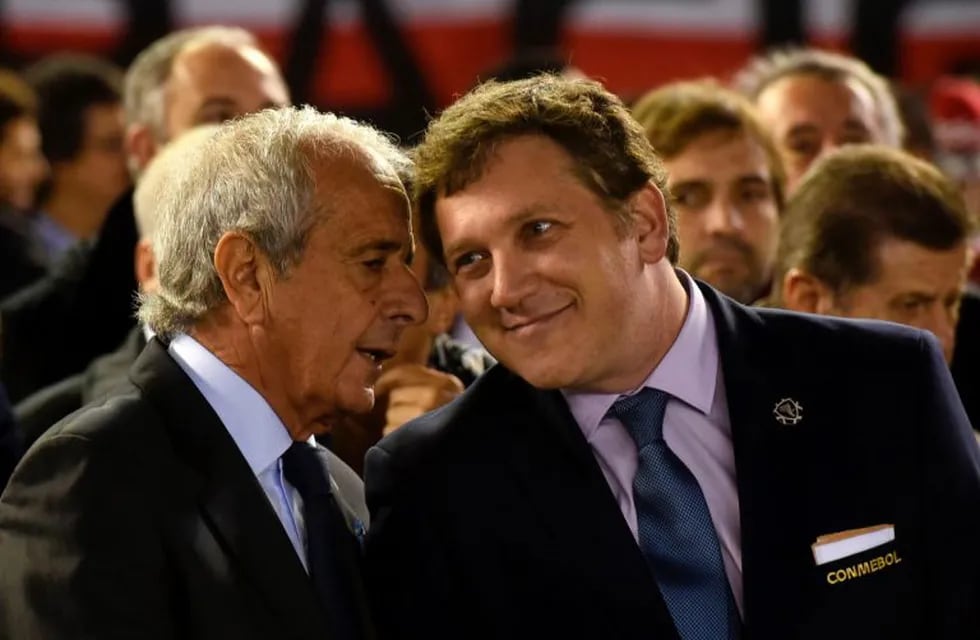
top-left (773, 398), bottom-right (803, 425)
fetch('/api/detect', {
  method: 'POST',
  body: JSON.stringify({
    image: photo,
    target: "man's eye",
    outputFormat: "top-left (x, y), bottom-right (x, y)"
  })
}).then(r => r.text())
top-left (786, 138), bottom-right (819, 159)
top-left (454, 252), bottom-right (485, 272)
top-left (529, 220), bottom-right (553, 235)
top-left (839, 130), bottom-right (872, 146)
top-left (363, 258), bottom-right (386, 271)
top-left (738, 186), bottom-right (771, 205)
top-left (897, 298), bottom-right (926, 313)
top-left (198, 110), bottom-right (237, 126)
top-left (671, 187), bottom-right (709, 210)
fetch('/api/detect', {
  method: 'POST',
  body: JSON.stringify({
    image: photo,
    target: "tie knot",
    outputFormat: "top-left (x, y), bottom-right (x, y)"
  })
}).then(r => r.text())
top-left (282, 441), bottom-right (332, 499)
top-left (608, 387), bottom-right (670, 448)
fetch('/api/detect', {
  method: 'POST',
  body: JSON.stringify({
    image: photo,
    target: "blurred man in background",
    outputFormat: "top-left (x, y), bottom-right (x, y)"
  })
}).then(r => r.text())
top-left (735, 47), bottom-right (904, 193)
top-left (0, 25), bottom-right (290, 401)
top-left (26, 55), bottom-right (128, 264)
top-left (0, 72), bottom-right (47, 298)
top-left (0, 70), bottom-right (46, 216)
top-left (633, 80), bottom-right (785, 303)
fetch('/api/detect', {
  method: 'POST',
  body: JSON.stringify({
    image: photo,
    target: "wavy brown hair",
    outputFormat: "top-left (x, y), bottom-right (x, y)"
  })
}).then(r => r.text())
top-left (412, 74), bottom-right (677, 265)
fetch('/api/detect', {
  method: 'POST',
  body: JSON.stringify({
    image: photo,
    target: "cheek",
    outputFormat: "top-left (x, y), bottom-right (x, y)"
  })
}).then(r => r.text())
top-left (748, 209), bottom-right (779, 246)
top-left (455, 281), bottom-right (490, 318)
top-left (675, 211), bottom-right (699, 237)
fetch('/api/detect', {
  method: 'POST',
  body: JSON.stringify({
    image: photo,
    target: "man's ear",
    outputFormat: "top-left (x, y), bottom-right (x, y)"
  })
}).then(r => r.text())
top-left (125, 123), bottom-right (159, 175)
top-left (781, 268), bottom-right (838, 314)
top-left (134, 238), bottom-right (158, 293)
top-left (629, 181), bottom-right (670, 265)
top-left (213, 231), bottom-right (272, 325)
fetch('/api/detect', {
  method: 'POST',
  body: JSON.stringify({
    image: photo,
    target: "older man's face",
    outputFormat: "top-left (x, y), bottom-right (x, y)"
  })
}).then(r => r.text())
top-left (255, 153), bottom-right (427, 432)
top-left (832, 237), bottom-right (969, 363)
top-left (164, 41), bottom-right (289, 140)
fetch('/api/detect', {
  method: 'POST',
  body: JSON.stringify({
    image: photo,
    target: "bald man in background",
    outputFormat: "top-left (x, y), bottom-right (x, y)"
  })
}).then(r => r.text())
top-left (0, 25), bottom-right (290, 401)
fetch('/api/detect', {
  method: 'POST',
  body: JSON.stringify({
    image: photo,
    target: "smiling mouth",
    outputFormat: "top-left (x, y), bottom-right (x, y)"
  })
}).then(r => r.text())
top-left (503, 303), bottom-right (574, 332)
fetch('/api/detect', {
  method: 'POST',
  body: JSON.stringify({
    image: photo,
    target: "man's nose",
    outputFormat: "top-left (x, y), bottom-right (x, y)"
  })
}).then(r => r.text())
top-left (704, 199), bottom-right (742, 235)
top-left (386, 263), bottom-right (428, 326)
top-left (488, 252), bottom-right (534, 310)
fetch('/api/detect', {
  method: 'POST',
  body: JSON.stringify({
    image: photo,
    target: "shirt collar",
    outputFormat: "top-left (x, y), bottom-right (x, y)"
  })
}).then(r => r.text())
top-left (562, 269), bottom-right (719, 437)
top-left (168, 333), bottom-right (294, 476)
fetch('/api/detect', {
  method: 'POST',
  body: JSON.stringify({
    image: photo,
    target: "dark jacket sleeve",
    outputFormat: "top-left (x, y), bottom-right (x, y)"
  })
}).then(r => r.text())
top-left (13, 374), bottom-right (84, 452)
top-left (0, 427), bottom-right (173, 639)
top-left (915, 332), bottom-right (980, 635)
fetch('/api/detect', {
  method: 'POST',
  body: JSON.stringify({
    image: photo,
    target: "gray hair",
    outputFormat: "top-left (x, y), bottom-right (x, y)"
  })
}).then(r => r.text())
top-left (138, 105), bottom-right (412, 337)
top-left (133, 124), bottom-right (220, 240)
top-left (733, 47), bottom-right (904, 148)
top-left (123, 25), bottom-right (257, 140)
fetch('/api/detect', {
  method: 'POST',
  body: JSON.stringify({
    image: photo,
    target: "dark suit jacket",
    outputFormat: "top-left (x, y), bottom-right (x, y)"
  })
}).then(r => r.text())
top-left (0, 190), bottom-right (138, 401)
top-left (14, 326), bottom-right (146, 453)
top-left (364, 282), bottom-right (980, 640)
top-left (0, 339), bottom-right (372, 639)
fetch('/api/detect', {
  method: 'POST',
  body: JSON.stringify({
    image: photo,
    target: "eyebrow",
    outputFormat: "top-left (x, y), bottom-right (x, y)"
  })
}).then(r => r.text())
top-left (669, 179), bottom-right (709, 190)
top-left (736, 175), bottom-right (771, 186)
top-left (349, 239), bottom-right (414, 264)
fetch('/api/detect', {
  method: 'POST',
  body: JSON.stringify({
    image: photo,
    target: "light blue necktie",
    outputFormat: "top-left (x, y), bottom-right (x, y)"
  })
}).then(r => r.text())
top-left (608, 388), bottom-right (736, 640)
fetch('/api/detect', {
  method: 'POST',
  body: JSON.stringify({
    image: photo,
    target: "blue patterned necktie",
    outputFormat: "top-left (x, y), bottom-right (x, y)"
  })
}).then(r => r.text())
top-left (608, 388), bottom-right (736, 640)
top-left (282, 441), bottom-right (363, 640)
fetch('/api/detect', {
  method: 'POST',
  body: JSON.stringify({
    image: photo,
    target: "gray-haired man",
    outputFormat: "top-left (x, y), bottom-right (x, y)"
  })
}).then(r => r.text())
top-left (0, 106), bottom-right (426, 639)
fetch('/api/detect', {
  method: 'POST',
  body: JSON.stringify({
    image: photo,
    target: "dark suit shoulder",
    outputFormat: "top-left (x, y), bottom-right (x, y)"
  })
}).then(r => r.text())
top-left (731, 298), bottom-right (931, 374)
top-left (34, 380), bottom-right (166, 458)
top-left (14, 373), bottom-right (84, 452)
top-left (374, 365), bottom-right (520, 453)
top-left (366, 365), bottom-right (530, 492)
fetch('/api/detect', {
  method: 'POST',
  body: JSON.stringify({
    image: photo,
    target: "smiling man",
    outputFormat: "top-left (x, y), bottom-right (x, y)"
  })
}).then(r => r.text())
top-left (0, 106), bottom-right (426, 639)
top-left (363, 75), bottom-right (980, 640)
top-left (633, 80), bottom-right (785, 303)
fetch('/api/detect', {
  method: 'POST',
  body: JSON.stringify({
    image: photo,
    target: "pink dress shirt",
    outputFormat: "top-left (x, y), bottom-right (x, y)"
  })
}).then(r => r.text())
top-left (561, 271), bottom-right (743, 615)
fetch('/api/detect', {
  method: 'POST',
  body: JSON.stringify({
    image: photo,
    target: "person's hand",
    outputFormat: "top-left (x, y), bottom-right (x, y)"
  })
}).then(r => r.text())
top-left (375, 364), bottom-right (465, 435)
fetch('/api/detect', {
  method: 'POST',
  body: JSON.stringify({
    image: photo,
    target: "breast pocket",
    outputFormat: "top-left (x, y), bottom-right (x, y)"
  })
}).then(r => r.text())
top-left (802, 540), bottom-right (919, 639)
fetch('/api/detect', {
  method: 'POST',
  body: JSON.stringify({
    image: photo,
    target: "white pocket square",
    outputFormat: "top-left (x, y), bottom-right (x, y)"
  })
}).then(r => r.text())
top-left (811, 524), bottom-right (895, 566)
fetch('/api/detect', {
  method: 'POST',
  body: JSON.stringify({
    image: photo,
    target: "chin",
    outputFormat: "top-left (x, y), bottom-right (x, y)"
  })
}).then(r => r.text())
top-left (508, 358), bottom-right (578, 390)
top-left (336, 387), bottom-right (376, 416)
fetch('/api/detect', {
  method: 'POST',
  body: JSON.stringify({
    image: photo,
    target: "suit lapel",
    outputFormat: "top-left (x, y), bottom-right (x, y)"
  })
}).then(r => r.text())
top-left (501, 370), bottom-right (679, 636)
top-left (129, 340), bottom-right (331, 639)
top-left (700, 283), bottom-right (821, 636)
